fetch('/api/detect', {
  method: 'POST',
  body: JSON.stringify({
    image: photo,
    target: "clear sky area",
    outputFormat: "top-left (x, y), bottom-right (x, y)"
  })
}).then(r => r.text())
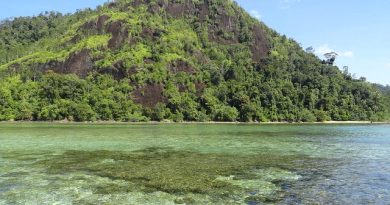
top-left (1, 0), bottom-right (389, 85)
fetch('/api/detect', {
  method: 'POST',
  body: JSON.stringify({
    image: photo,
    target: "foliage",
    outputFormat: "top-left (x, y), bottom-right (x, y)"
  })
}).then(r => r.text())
top-left (0, 0), bottom-right (388, 122)
top-left (375, 84), bottom-right (390, 120)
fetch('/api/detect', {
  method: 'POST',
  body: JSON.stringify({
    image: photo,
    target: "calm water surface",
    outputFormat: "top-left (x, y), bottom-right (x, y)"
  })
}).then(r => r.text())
top-left (0, 123), bottom-right (389, 204)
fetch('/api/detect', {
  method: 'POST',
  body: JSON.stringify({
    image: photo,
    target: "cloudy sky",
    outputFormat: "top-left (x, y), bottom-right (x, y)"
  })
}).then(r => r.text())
top-left (1, 0), bottom-right (389, 85)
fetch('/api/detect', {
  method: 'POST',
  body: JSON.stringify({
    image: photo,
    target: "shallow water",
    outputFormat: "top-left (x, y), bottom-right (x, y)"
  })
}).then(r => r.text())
top-left (0, 123), bottom-right (389, 204)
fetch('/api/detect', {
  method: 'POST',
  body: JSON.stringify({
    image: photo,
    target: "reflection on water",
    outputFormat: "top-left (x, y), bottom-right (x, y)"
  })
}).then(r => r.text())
top-left (0, 123), bottom-right (389, 204)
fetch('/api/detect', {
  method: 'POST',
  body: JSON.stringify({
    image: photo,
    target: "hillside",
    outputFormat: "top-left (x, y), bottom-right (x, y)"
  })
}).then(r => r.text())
top-left (375, 84), bottom-right (390, 120)
top-left (0, 0), bottom-right (387, 122)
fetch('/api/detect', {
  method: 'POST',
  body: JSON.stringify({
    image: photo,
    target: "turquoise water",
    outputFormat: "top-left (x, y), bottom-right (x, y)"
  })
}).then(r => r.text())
top-left (0, 123), bottom-right (389, 204)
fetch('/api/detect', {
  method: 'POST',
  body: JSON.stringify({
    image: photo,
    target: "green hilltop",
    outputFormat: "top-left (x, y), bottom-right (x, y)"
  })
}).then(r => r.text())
top-left (0, 0), bottom-right (388, 122)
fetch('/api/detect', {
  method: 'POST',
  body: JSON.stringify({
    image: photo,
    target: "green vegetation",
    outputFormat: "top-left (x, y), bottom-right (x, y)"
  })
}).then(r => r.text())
top-left (0, 0), bottom-right (388, 122)
top-left (0, 73), bottom-right (147, 121)
top-left (375, 84), bottom-right (390, 120)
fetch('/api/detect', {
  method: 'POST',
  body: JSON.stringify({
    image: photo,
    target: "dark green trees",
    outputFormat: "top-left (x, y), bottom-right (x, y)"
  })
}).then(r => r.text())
top-left (0, 0), bottom-right (388, 122)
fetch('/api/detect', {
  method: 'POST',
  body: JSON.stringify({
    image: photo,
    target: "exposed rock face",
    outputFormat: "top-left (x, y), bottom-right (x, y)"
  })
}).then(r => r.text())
top-left (51, 49), bottom-right (93, 77)
top-left (251, 25), bottom-right (270, 62)
top-left (132, 84), bottom-right (167, 108)
top-left (79, 14), bottom-right (130, 49)
top-left (98, 61), bottom-right (128, 80)
top-left (97, 15), bottom-right (110, 33)
top-left (80, 15), bottom-right (110, 35)
top-left (107, 21), bottom-right (129, 49)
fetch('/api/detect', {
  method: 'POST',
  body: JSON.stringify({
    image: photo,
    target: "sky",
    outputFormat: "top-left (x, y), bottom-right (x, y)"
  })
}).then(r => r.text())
top-left (0, 0), bottom-right (389, 85)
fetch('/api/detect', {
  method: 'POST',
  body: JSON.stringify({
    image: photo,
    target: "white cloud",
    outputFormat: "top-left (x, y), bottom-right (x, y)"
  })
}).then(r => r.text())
top-left (315, 44), bottom-right (354, 58)
top-left (250, 10), bottom-right (262, 20)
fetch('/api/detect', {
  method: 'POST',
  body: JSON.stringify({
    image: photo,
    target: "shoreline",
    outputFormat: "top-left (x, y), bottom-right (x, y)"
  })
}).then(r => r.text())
top-left (0, 120), bottom-right (388, 125)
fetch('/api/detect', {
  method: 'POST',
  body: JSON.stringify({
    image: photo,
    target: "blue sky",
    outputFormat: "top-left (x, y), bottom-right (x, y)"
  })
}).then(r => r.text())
top-left (1, 0), bottom-right (389, 85)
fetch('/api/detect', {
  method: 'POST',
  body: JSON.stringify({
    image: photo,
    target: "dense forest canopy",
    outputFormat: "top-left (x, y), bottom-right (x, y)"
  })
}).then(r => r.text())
top-left (374, 84), bottom-right (390, 120)
top-left (0, 0), bottom-right (388, 122)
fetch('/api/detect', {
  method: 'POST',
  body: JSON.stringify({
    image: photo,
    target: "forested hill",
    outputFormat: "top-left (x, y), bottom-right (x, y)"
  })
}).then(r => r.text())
top-left (0, 0), bottom-right (388, 122)
top-left (375, 84), bottom-right (390, 120)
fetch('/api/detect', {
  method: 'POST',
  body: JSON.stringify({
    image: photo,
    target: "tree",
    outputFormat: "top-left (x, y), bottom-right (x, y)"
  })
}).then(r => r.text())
top-left (324, 52), bottom-right (338, 65)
